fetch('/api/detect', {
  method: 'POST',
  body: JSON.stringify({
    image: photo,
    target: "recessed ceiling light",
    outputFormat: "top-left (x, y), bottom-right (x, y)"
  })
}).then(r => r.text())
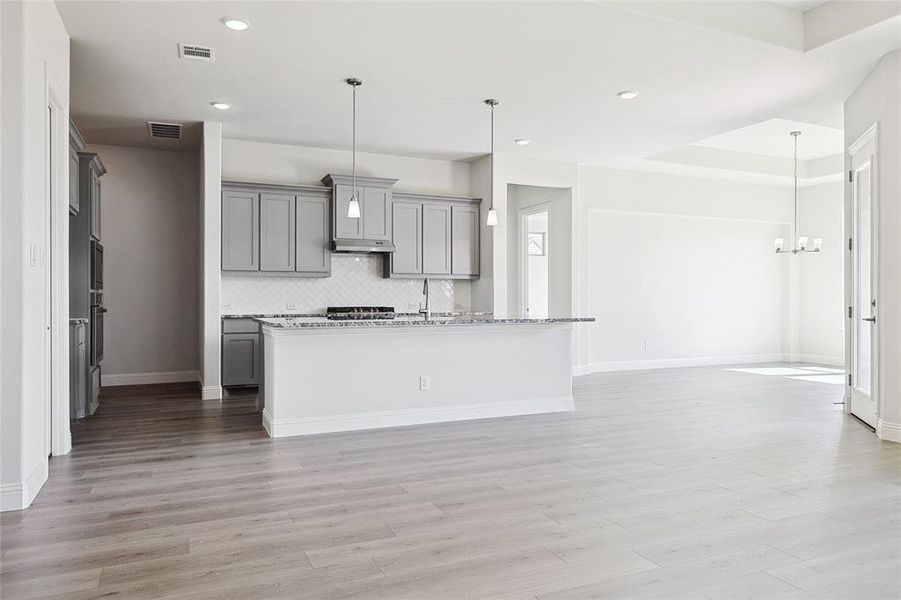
top-left (211, 101), bottom-right (231, 111)
top-left (222, 18), bottom-right (250, 31)
top-left (514, 138), bottom-right (530, 146)
top-left (617, 90), bottom-right (639, 100)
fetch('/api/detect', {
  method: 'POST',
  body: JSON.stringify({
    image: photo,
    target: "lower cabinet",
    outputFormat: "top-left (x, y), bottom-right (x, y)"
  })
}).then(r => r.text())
top-left (222, 319), bottom-right (260, 387)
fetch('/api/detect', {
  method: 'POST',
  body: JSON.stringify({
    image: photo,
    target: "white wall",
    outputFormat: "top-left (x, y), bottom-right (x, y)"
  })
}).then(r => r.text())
top-left (845, 50), bottom-right (901, 441)
top-left (85, 144), bottom-right (200, 385)
top-left (200, 122), bottom-right (222, 400)
top-left (798, 182), bottom-right (845, 365)
top-left (0, 0), bottom-right (70, 510)
top-left (221, 138), bottom-right (471, 196)
top-left (576, 166), bottom-right (797, 371)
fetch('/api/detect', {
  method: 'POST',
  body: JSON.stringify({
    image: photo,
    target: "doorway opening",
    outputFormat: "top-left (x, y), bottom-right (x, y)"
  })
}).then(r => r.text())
top-left (521, 208), bottom-right (550, 319)
top-left (46, 67), bottom-right (71, 457)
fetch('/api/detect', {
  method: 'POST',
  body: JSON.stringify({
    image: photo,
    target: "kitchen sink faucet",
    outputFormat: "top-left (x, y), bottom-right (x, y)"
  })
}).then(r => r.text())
top-left (420, 278), bottom-right (431, 321)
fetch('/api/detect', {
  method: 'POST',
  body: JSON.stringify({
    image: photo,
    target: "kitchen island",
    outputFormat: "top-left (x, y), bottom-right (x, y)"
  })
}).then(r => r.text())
top-left (256, 315), bottom-right (593, 438)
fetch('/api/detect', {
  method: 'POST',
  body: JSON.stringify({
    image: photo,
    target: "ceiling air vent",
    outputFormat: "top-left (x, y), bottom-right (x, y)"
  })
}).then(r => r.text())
top-left (178, 43), bottom-right (214, 62)
top-left (147, 122), bottom-right (183, 140)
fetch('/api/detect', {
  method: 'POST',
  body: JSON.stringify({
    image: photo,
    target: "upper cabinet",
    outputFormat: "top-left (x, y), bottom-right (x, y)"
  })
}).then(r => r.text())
top-left (390, 201), bottom-right (423, 275)
top-left (386, 194), bottom-right (481, 279)
top-left (422, 203), bottom-right (451, 275)
top-left (77, 152), bottom-right (106, 242)
top-left (221, 183), bottom-right (331, 277)
top-left (296, 194), bottom-right (331, 274)
top-left (322, 174), bottom-right (397, 244)
top-left (68, 122), bottom-right (85, 215)
top-left (362, 187), bottom-right (391, 241)
top-left (259, 193), bottom-right (296, 272)
top-left (451, 205), bottom-right (479, 276)
top-left (222, 189), bottom-right (260, 271)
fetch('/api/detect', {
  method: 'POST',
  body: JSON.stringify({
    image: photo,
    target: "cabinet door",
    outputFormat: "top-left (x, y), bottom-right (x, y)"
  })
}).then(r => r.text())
top-left (422, 203), bottom-right (451, 275)
top-left (222, 190), bottom-right (259, 271)
top-left (391, 201), bottom-right (422, 275)
top-left (68, 146), bottom-right (79, 214)
top-left (222, 333), bottom-right (259, 386)
top-left (296, 195), bottom-right (331, 274)
top-left (362, 187), bottom-right (391, 241)
top-left (90, 171), bottom-right (101, 240)
top-left (451, 205), bottom-right (480, 276)
top-left (333, 184), bottom-right (362, 239)
top-left (259, 193), bottom-right (296, 272)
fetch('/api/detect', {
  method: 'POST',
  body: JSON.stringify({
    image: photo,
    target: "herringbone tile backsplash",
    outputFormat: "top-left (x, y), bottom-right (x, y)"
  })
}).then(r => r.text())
top-left (221, 255), bottom-right (471, 315)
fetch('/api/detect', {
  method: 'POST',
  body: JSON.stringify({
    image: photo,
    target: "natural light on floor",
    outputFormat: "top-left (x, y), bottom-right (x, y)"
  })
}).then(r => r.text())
top-left (727, 366), bottom-right (846, 385)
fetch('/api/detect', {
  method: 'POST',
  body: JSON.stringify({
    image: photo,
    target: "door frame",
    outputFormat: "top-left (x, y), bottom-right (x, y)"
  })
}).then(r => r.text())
top-left (518, 203), bottom-right (551, 318)
top-left (845, 122), bottom-right (879, 427)
top-left (46, 63), bottom-right (72, 456)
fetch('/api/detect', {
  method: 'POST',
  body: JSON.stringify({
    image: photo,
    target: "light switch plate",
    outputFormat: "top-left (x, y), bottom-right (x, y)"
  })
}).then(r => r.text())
top-left (419, 375), bottom-right (430, 391)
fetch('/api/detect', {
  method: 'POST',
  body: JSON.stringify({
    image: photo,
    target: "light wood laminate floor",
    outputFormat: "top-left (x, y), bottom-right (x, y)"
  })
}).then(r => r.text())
top-left (1, 365), bottom-right (900, 599)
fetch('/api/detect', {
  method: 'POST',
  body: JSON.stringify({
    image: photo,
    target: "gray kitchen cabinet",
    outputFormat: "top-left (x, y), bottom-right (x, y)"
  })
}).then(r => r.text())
top-left (385, 193), bottom-right (481, 279)
top-left (422, 203), bottom-right (452, 275)
top-left (90, 171), bottom-right (102, 240)
top-left (390, 201), bottom-right (422, 275)
top-left (259, 193), bottom-right (296, 272)
top-left (296, 194), bottom-right (331, 274)
top-left (322, 174), bottom-right (397, 245)
top-left (222, 183), bottom-right (332, 277)
top-left (68, 121), bottom-right (85, 215)
top-left (222, 190), bottom-right (260, 271)
top-left (362, 187), bottom-right (391, 241)
top-left (451, 205), bottom-right (480, 276)
top-left (77, 152), bottom-right (105, 242)
top-left (222, 319), bottom-right (260, 387)
top-left (69, 319), bottom-right (87, 420)
top-left (69, 146), bottom-right (80, 215)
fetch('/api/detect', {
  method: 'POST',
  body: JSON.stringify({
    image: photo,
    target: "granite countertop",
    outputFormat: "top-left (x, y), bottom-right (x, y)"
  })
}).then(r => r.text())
top-left (223, 311), bottom-right (493, 319)
top-left (255, 315), bottom-right (595, 329)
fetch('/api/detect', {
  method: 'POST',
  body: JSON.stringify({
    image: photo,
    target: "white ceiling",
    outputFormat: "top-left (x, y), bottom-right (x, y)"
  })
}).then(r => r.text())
top-left (773, 1), bottom-right (828, 12)
top-left (693, 118), bottom-right (843, 159)
top-left (57, 1), bottom-right (901, 164)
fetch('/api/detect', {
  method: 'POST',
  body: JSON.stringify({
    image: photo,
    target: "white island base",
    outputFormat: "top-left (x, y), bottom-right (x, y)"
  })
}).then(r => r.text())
top-left (260, 322), bottom-right (575, 438)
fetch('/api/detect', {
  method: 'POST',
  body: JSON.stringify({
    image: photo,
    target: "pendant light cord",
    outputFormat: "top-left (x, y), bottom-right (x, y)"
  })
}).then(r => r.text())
top-left (352, 83), bottom-right (357, 199)
top-left (793, 132), bottom-right (798, 247)
top-left (490, 101), bottom-right (494, 210)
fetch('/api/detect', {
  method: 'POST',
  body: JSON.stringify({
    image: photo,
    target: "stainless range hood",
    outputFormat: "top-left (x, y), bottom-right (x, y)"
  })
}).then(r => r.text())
top-left (331, 238), bottom-right (396, 253)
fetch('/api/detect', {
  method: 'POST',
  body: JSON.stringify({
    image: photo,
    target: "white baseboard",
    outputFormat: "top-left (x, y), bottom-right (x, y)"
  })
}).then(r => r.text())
top-left (797, 354), bottom-right (845, 367)
top-left (1, 458), bottom-right (48, 512)
top-left (576, 353), bottom-right (784, 374)
top-left (877, 419), bottom-right (901, 444)
top-left (263, 396), bottom-right (574, 438)
top-left (103, 370), bottom-right (200, 387)
top-left (202, 385), bottom-right (223, 400)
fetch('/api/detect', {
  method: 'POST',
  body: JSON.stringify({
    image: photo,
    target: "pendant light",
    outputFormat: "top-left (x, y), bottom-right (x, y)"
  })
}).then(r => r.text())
top-left (346, 78), bottom-right (362, 219)
top-left (775, 131), bottom-right (822, 254)
top-left (484, 99), bottom-right (499, 227)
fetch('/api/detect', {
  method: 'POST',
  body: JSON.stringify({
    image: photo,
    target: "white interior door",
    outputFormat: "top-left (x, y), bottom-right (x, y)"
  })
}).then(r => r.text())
top-left (848, 131), bottom-right (878, 428)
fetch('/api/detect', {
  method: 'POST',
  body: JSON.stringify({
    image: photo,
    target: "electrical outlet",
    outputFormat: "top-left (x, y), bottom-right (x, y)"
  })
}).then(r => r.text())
top-left (407, 302), bottom-right (419, 311)
top-left (286, 303), bottom-right (298, 311)
top-left (419, 375), bottom-right (430, 391)
top-left (644, 340), bottom-right (651, 353)
top-left (222, 303), bottom-right (232, 311)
